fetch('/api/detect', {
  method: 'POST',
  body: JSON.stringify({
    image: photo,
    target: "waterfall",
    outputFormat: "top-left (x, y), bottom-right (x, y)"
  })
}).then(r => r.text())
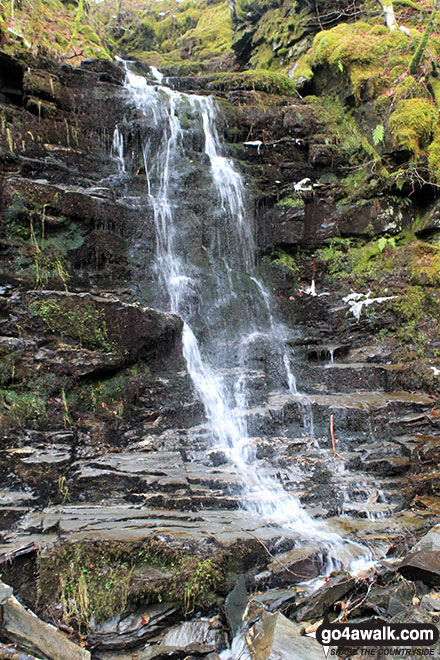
top-left (116, 61), bottom-right (367, 559)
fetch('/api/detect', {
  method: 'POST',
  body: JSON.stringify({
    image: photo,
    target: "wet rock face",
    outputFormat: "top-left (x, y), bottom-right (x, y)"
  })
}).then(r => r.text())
top-left (1, 50), bottom-right (440, 660)
top-left (0, 54), bottom-right (196, 522)
top-left (0, 53), bottom-right (23, 106)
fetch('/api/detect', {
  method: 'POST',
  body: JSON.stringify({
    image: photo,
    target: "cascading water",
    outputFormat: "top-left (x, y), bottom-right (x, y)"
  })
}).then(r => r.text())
top-left (116, 61), bottom-right (368, 564)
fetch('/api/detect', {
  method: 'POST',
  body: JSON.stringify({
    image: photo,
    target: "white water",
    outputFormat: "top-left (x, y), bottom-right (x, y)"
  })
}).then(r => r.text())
top-left (117, 62), bottom-right (370, 560)
top-left (111, 125), bottom-right (125, 172)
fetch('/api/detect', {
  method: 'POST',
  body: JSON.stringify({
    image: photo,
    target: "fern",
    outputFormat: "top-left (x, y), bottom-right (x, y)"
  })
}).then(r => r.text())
top-left (372, 124), bottom-right (385, 146)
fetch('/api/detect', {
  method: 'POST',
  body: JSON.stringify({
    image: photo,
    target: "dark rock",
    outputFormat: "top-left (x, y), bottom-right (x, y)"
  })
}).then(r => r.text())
top-left (26, 290), bottom-right (183, 362)
top-left (262, 546), bottom-right (325, 587)
top-left (88, 603), bottom-right (179, 649)
top-left (1, 583), bottom-right (90, 660)
top-left (399, 551), bottom-right (440, 587)
top-left (293, 573), bottom-right (355, 622)
top-left (0, 53), bottom-right (23, 106)
top-left (413, 524), bottom-right (440, 551)
top-left (78, 59), bottom-right (125, 85)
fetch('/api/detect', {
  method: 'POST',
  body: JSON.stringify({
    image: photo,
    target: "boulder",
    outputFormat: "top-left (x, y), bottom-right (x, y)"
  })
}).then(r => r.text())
top-left (413, 524), bottom-right (440, 551)
top-left (246, 612), bottom-right (323, 660)
top-left (399, 550), bottom-right (440, 587)
top-left (265, 545), bottom-right (325, 586)
top-left (293, 572), bottom-right (355, 622)
top-left (0, 582), bottom-right (13, 604)
top-left (26, 291), bottom-right (183, 361)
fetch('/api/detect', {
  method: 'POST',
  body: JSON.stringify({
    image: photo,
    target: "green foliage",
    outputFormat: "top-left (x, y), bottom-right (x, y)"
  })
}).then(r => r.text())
top-left (182, 558), bottom-right (222, 614)
top-left (0, 389), bottom-right (46, 427)
top-left (29, 297), bottom-right (114, 352)
top-left (0, 0), bottom-right (111, 62)
top-left (6, 193), bottom-right (85, 289)
top-left (316, 235), bottom-right (400, 282)
top-left (377, 236), bottom-right (396, 252)
top-left (270, 249), bottom-right (299, 274)
top-left (73, 373), bottom-right (126, 415)
top-left (372, 124), bottom-right (385, 146)
top-left (388, 98), bottom-right (439, 156)
top-left (276, 193), bottom-right (304, 209)
top-left (315, 238), bottom-right (352, 277)
top-left (49, 544), bottom-right (134, 629)
top-left (39, 539), bottom-right (226, 630)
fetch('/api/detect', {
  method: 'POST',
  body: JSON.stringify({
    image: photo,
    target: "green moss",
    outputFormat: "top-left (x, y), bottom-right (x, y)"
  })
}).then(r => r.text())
top-left (111, 0), bottom-right (232, 69)
top-left (0, 0), bottom-right (111, 62)
top-left (72, 373), bottom-right (126, 415)
top-left (38, 539), bottom-right (227, 630)
top-left (394, 75), bottom-right (429, 102)
top-left (291, 56), bottom-right (313, 83)
top-left (393, 0), bottom-right (424, 9)
top-left (0, 389), bottom-right (46, 427)
top-left (428, 130), bottom-right (440, 182)
top-left (276, 193), bottom-right (304, 209)
top-left (204, 69), bottom-right (296, 95)
top-left (350, 64), bottom-right (382, 101)
top-left (29, 297), bottom-right (114, 352)
top-left (388, 98), bottom-right (439, 155)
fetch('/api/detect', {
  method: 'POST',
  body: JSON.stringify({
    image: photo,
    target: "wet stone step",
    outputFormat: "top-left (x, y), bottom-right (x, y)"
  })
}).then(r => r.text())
top-left (342, 500), bottom-right (400, 519)
top-left (1, 506), bottom-right (303, 549)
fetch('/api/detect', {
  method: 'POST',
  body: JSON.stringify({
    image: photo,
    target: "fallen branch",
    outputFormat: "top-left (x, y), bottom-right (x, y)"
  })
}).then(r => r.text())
top-left (62, 50), bottom-right (84, 61)
top-left (336, 581), bottom-right (374, 621)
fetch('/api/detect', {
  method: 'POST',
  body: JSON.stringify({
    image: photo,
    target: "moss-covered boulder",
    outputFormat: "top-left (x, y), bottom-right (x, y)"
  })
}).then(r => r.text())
top-left (27, 291), bottom-right (183, 361)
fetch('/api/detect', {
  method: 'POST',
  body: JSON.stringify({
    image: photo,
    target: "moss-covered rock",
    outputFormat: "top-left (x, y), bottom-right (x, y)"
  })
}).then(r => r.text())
top-left (37, 537), bottom-right (264, 630)
top-left (27, 291), bottom-right (183, 360)
top-left (388, 98), bottom-right (439, 156)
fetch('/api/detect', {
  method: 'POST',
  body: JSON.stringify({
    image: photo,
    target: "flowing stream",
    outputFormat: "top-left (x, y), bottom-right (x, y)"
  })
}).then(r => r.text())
top-left (114, 61), bottom-right (369, 567)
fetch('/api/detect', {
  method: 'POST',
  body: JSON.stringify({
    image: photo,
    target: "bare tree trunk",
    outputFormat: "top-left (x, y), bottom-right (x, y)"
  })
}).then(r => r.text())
top-left (379, 0), bottom-right (410, 34)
